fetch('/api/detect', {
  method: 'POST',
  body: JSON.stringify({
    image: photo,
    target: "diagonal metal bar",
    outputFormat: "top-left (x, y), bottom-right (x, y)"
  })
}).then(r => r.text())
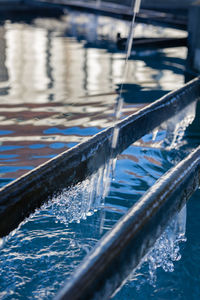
top-left (31, 0), bottom-right (187, 29)
top-left (56, 145), bottom-right (200, 300)
top-left (0, 77), bottom-right (199, 238)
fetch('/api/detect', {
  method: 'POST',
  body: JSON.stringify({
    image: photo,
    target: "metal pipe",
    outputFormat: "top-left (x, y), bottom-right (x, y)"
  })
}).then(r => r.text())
top-left (56, 145), bottom-right (200, 300)
top-left (0, 77), bottom-right (200, 238)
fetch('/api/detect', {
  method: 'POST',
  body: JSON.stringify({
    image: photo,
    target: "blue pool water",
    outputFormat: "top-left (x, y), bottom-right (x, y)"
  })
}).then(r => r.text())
top-left (0, 8), bottom-right (199, 300)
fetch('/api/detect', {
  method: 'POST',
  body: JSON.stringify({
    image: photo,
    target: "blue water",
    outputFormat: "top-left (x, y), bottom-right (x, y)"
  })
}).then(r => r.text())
top-left (0, 8), bottom-right (199, 300)
top-left (0, 11), bottom-right (186, 185)
top-left (114, 191), bottom-right (200, 300)
top-left (44, 126), bottom-right (100, 136)
top-left (0, 110), bottom-right (198, 299)
top-left (0, 143), bottom-right (175, 299)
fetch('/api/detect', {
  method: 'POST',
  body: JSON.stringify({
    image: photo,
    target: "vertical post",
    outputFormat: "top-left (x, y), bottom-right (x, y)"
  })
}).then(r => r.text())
top-left (187, 1), bottom-right (200, 72)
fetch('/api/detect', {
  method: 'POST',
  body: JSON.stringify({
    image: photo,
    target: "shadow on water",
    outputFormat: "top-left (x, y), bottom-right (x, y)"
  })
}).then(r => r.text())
top-left (0, 5), bottom-right (64, 24)
top-left (117, 83), bottom-right (169, 103)
top-left (134, 51), bottom-right (186, 75)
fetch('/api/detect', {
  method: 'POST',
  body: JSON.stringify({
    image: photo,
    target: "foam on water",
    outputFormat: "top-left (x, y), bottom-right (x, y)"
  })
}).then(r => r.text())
top-left (49, 158), bottom-right (116, 226)
top-left (113, 205), bottom-right (187, 299)
top-left (140, 205), bottom-right (186, 284)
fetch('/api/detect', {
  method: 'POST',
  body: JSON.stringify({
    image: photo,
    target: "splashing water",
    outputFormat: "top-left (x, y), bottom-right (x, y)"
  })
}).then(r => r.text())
top-left (146, 206), bottom-right (187, 285)
top-left (135, 100), bottom-right (197, 155)
top-left (0, 110), bottom-right (193, 299)
top-left (47, 158), bottom-right (116, 226)
top-left (43, 0), bottom-right (143, 228)
top-left (119, 205), bottom-right (187, 293)
top-left (112, 0), bottom-right (141, 150)
top-left (163, 102), bottom-right (196, 150)
top-left (50, 98), bottom-right (195, 227)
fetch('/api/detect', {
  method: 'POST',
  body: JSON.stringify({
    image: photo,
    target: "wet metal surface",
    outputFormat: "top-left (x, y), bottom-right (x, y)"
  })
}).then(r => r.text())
top-left (0, 13), bottom-right (187, 183)
top-left (0, 11), bottom-right (195, 299)
top-left (56, 145), bottom-right (200, 300)
top-left (0, 76), bottom-right (199, 238)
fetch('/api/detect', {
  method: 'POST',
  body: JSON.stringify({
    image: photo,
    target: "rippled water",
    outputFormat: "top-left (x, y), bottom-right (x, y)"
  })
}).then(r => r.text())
top-left (0, 101), bottom-right (198, 299)
top-left (0, 145), bottom-right (177, 299)
top-left (0, 8), bottom-right (198, 300)
top-left (0, 11), bottom-right (186, 186)
top-left (114, 191), bottom-right (200, 300)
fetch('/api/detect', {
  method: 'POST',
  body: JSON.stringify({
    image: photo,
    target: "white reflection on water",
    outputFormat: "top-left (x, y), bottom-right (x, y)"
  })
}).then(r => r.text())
top-left (0, 13), bottom-right (187, 181)
top-left (5, 24), bottom-right (50, 102)
top-left (0, 9), bottom-right (194, 299)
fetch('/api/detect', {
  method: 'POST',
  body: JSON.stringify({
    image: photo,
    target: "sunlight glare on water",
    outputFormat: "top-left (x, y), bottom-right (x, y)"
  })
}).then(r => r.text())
top-left (0, 11), bottom-right (186, 186)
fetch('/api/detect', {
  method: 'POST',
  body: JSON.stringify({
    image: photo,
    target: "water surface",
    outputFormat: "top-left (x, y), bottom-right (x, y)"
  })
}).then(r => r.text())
top-left (0, 9), bottom-right (197, 300)
top-left (0, 11), bottom-right (186, 186)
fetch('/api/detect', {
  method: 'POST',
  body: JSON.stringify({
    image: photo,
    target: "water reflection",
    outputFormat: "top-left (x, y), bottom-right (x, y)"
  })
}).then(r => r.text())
top-left (0, 11), bottom-right (187, 184)
top-left (50, 100), bottom-right (196, 227)
top-left (0, 95), bottom-right (197, 299)
top-left (0, 9), bottom-right (198, 299)
top-left (0, 146), bottom-right (177, 299)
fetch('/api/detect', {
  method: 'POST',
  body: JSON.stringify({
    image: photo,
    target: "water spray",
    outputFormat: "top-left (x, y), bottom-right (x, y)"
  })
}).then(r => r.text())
top-left (112, 0), bottom-right (141, 150)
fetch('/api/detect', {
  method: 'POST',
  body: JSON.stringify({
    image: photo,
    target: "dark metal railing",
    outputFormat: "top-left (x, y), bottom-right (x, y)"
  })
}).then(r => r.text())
top-left (56, 145), bottom-right (200, 300)
top-left (0, 77), bottom-right (199, 238)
